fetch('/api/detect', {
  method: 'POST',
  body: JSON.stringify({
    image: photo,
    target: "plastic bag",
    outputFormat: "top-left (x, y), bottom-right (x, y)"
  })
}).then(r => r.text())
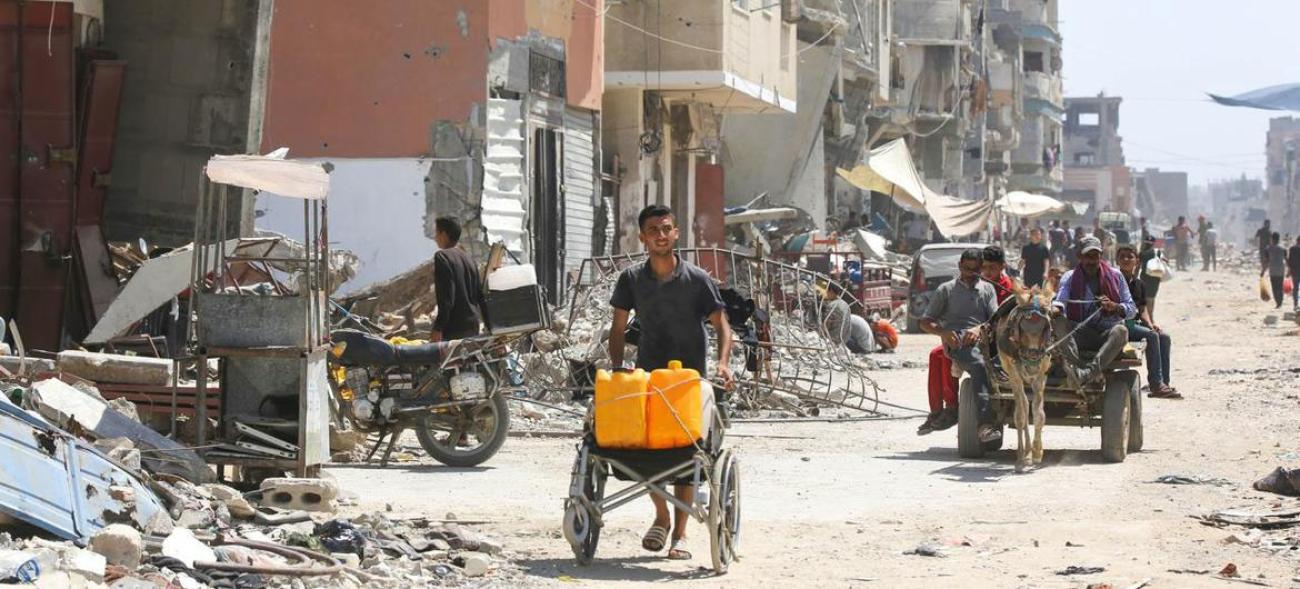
top-left (315, 520), bottom-right (368, 557)
top-left (0, 550), bottom-right (40, 583)
top-left (1260, 275), bottom-right (1272, 302)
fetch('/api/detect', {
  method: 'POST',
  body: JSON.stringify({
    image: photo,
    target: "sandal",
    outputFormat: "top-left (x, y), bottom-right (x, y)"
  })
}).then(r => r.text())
top-left (666, 538), bottom-right (692, 560)
top-left (642, 525), bottom-right (668, 552)
top-left (1148, 385), bottom-right (1183, 399)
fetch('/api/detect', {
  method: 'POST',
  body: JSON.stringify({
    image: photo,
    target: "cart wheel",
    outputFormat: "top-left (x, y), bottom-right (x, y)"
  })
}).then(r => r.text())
top-left (956, 379), bottom-right (984, 459)
top-left (563, 449), bottom-right (606, 564)
top-left (708, 449), bottom-right (741, 574)
top-left (1100, 371), bottom-right (1135, 463)
top-left (1127, 376), bottom-right (1144, 453)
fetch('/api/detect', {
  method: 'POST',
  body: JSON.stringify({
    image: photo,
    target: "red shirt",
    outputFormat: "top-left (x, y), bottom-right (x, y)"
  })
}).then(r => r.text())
top-left (993, 273), bottom-right (1015, 304)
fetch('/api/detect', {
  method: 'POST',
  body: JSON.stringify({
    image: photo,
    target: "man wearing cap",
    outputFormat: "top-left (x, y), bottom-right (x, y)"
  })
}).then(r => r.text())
top-left (920, 248), bottom-right (1001, 443)
top-left (1052, 236), bottom-right (1137, 386)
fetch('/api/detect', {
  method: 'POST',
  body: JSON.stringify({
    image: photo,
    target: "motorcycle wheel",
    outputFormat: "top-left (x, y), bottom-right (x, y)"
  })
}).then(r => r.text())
top-left (414, 393), bottom-right (510, 468)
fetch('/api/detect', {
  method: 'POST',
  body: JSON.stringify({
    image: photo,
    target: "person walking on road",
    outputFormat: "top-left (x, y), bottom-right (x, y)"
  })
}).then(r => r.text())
top-left (431, 217), bottom-right (485, 342)
top-left (1256, 219), bottom-right (1273, 274)
top-left (1290, 236), bottom-right (1300, 311)
top-left (1019, 228), bottom-right (1051, 288)
top-left (1048, 220), bottom-right (1067, 265)
top-left (608, 204), bottom-right (734, 561)
top-left (1201, 221), bottom-right (1219, 271)
top-left (1262, 231), bottom-right (1288, 309)
top-left (1172, 216), bottom-right (1194, 271)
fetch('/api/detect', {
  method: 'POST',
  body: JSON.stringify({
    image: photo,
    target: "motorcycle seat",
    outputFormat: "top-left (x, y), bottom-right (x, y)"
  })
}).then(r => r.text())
top-left (330, 330), bottom-right (456, 367)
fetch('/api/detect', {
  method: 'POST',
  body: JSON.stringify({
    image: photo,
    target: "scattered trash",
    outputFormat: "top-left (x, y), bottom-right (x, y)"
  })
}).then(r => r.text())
top-left (1057, 565), bottom-right (1106, 575)
top-left (315, 519), bottom-right (368, 557)
top-left (903, 542), bottom-right (946, 557)
top-left (0, 549), bottom-right (41, 582)
top-left (1252, 466), bottom-right (1300, 496)
top-left (1219, 562), bottom-right (1239, 578)
top-left (1200, 503), bottom-right (1300, 528)
top-left (1154, 474), bottom-right (1233, 486)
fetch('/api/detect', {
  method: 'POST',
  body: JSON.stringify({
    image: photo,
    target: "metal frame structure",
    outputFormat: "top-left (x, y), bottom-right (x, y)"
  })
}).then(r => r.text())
top-left (186, 155), bottom-right (332, 477)
top-left (558, 248), bottom-right (891, 415)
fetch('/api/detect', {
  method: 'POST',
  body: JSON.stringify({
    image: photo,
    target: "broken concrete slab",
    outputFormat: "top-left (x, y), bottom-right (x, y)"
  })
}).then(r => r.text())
top-left (27, 379), bottom-right (212, 483)
top-left (202, 484), bottom-right (256, 519)
top-left (57, 351), bottom-right (173, 386)
top-left (0, 356), bottom-right (57, 376)
top-left (259, 477), bottom-right (339, 513)
top-left (105, 398), bottom-right (140, 423)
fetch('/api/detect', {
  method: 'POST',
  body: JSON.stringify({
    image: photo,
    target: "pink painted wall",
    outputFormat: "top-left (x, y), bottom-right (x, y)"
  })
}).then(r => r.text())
top-left (261, 0), bottom-right (490, 158)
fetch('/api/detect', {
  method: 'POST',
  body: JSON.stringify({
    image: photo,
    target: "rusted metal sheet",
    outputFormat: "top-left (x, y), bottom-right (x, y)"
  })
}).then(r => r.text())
top-left (693, 162), bottom-right (728, 281)
top-left (0, 393), bottom-right (167, 541)
top-left (75, 59), bottom-right (126, 226)
top-left (14, 1), bottom-right (77, 351)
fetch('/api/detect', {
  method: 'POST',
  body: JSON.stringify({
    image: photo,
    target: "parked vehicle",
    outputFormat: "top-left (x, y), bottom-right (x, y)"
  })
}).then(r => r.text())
top-left (904, 243), bottom-right (988, 333)
top-left (327, 325), bottom-right (528, 468)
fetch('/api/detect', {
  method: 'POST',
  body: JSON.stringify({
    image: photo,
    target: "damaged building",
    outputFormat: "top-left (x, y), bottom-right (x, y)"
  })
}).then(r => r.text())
top-left (601, 0), bottom-right (798, 254)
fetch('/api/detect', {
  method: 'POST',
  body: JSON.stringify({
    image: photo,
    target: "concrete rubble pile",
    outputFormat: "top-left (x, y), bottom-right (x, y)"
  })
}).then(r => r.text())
top-left (0, 353), bottom-right (523, 588)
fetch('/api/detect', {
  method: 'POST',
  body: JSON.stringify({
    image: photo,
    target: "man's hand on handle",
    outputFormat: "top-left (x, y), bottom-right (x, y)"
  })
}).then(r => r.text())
top-left (715, 365), bottom-right (734, 389)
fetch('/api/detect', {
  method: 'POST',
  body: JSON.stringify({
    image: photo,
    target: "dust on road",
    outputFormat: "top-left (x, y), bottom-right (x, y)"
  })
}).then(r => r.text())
top-left (330, 270), bottom-right (1300, 588)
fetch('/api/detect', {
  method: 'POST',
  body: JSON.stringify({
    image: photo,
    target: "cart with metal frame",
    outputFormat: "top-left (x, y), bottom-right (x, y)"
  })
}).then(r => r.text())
top-left (562, 378), bottom-right (741, 574)
top-left (186, 154), bottom-right (333, 479)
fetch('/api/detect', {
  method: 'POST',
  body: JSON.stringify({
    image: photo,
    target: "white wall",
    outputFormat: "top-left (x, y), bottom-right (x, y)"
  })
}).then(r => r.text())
top-left (256, 158), bottom-right (435, 295)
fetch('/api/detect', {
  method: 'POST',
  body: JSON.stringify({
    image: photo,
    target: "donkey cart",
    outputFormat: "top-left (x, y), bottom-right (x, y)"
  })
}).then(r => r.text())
top-left (957, 341), bottom-right (1145, 464)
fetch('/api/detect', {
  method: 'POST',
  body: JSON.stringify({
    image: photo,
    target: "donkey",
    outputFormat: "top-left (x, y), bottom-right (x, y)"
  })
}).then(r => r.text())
top-left (995, 284), bottom-right (1057, 472)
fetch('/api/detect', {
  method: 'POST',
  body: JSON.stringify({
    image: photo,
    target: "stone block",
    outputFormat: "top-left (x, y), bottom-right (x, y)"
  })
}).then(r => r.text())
top-left (0, 356), bottom-right (57, 376)
top-left (203, 484), bottom-right (256, 519)
top-left (259, 478), bottom-right (339, 513)
top-left (57, 351), bottom-right (173, 386)
top-left (89, 524), bottom-right (144, 568)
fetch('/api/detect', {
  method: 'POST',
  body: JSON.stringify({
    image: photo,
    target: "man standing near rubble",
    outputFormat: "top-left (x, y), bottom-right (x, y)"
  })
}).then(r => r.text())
top-left (431, 217), bottom-right (485, 342)
top-left (608, 204), bottom-right (734, 561)
top-left (920, 249), bottom-right (1000, 444)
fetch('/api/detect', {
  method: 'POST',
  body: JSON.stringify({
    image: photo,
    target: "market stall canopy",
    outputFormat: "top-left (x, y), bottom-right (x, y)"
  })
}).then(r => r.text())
top-left (835, 138), bottom-right (991, 237)
top-left (1208, 83), bottom-right (1300, 112)
top-left (996, 191), bottom-right (1068, 218)
top-left (205, 154), bottom-right (330, 199)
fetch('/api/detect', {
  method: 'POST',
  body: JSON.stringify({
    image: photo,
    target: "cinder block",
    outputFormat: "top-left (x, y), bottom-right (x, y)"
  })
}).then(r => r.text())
top-left (259, 477), bottom-right (339, 513)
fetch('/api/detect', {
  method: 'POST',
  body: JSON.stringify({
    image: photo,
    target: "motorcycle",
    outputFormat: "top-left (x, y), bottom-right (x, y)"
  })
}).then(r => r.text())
top-left (327, 327), bottom-right (528, 467)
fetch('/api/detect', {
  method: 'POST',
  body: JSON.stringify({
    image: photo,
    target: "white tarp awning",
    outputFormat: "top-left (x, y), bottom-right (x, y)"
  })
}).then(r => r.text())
top-left (724, 207), bottom-right (800, 225)
top-left (206, 154), bottom-right (330, 200)
top-left (996, 191), bottom-right (1068, 218)
top-left (835, 138), bottom-right (991, 237)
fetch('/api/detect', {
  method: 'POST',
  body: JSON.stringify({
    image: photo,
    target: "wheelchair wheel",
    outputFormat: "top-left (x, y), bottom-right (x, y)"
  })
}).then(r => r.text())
top-left (563, 449), bottom-right (607, 565)
top-left (708, 449), bottom-right (741, 574)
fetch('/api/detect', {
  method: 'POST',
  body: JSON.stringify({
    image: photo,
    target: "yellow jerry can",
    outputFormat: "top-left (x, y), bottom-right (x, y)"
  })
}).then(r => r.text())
top-left (593, 368), bottom-right (650, 448)
top-left (646, 361), bottom-right (707, 449)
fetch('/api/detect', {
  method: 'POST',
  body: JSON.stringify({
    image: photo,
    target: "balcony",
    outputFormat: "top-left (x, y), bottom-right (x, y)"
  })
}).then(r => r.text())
top-left (894, 0), bottom-right (971, 45)
top-left (1023, 71), bottom-right (1063, 115)
top-left (604, 0), bottom-right (797, 114)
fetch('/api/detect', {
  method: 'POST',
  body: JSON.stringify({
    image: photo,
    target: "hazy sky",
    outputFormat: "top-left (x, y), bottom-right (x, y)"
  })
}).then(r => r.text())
top-left (1058, 1), bottom-right (1300, 187)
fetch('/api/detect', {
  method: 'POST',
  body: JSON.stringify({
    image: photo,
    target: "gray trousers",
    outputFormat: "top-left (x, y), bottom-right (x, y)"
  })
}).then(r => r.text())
top-left (1051, 316), bottom-right (1129, 370)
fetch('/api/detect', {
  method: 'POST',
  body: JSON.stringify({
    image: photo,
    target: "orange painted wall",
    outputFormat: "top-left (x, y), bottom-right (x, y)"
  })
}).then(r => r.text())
top-left (261, 0), bottom-right (489, 158)
top-left (487, 0), bottom-right (601, 110)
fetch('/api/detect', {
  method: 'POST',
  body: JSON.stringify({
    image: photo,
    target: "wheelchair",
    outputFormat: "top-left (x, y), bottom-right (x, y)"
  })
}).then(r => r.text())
top-left (561, 377), bottom-right (741, 574)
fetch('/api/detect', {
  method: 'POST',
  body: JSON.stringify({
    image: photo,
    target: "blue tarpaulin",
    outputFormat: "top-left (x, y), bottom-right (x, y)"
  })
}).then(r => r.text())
top-left (1208, 84), bottom-right (1300, 112)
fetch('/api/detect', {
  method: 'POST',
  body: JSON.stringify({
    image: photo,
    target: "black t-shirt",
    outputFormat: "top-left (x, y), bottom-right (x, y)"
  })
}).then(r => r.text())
top-left (1290, 245), bottom-right (1300, 274)
top-left (610, 257), bottom-right (725, 372)
top-left (1258, 227), bottom-right (1271, 251)
top-left (1125, 274), bottom-right (1147, 314)
top-left (1020, 242), bottom-right (1050, 286)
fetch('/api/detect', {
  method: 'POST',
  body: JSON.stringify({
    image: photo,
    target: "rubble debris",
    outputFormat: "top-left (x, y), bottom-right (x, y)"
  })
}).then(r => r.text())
top-left (203, 484), bottom-right (257, 519)
top-left (903, 542), bottom-right (946, 557)
top-left (0, 356), bottom-right (56, 376)
top-left (161, 528), bottom-right (216, 569)
top-left (260, 477), bottom-right (340, 513)
top-left (105, 397), bottom-right (141, 423)
top-left (1252, 466), bottom-right (1300, 496)
top-left (1057, 565), bottom-right (1106, 575)
top-left (1153, 474), bottom-right (1233, 486)
top-left (1200, 503), bottom-right (1300, 528)
top-left (89, 524), bottom-right (144, 568)
top-left (27, 378), bottom-right (211, 483)
top-left (56, 350), bottom-right (174, 386)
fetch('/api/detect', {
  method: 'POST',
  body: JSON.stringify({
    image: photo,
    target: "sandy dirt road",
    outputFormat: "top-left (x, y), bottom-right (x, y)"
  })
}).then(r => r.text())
top-left (329, 268), bottom-right (1300, 588)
